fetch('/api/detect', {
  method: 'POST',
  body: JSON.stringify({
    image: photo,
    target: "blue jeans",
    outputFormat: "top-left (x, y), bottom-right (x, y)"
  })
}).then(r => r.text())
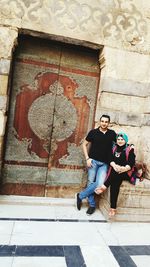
top-left (79, 159), bottom-right (108, 207)
top-left (87, 159), bottom-right (108, 186)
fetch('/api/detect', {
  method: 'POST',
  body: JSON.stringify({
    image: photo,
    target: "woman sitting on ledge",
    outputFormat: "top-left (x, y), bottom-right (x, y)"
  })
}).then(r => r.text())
top-left (95, 132), bottom-right (135, 216)
top-left (76, 132), bottom-right (136, 217)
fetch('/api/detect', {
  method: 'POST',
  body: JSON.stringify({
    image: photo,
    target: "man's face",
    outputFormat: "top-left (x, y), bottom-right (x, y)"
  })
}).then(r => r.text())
top-left (100, 117), bottom-right (110, 130)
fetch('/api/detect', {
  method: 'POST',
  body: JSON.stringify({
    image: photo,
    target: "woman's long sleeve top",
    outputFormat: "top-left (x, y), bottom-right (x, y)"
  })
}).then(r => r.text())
top-left (109, 144), bottom-right (135, 169)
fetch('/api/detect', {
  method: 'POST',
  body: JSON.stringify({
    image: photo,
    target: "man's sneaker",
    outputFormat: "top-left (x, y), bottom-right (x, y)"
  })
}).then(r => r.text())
top-left (86, 206), bottom-right (95, 215)
top-left (76, 193), bottom-right (82, 210)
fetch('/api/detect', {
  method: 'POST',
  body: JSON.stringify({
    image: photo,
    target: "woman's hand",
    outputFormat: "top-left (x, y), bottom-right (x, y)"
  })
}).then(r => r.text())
top-left (110, 162), bottom-right (131, 173)
top-left (110, 162), bottom-right (121, 173)
top-left (113, 164), bottom-right (122, 173)
top-left (118, 165), bottom-right (131, 174)
top-left (118, 166), bottom-right (127, 173)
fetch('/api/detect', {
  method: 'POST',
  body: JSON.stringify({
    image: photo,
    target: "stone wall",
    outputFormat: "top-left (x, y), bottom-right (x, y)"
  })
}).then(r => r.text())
top-left (0, 27), bottom-right (18, 169)
top-left (98, 47), bottom-right (150, 177)
top-left (0, 0), bottom-right (150, 180)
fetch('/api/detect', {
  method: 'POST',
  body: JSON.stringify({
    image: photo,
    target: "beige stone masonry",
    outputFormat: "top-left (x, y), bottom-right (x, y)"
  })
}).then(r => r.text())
top-left (145, 96), bottom-right (150, 113)
top-left (0, 59), bottom-right (11, 74)
top-left (0, 75), bottom-right (8, 95)
top-left (99, 92), bottom-right (145, 114)
top-left (99, 179), bottom-right (150, 222)
top-left (100, 47), bottom-right (150, 83)
top-left (0, 111), bottom-right (7, 137)
top-left (0, 28), bottom-right (18, 158)
top-left (0, 96), bottom-right (7, 112)
top-left (0, 27), bottom-right (18, 58)
top-left (95, 108), bottom-right (143, 126)
top-left (100, 77), bottom-right (150, 97)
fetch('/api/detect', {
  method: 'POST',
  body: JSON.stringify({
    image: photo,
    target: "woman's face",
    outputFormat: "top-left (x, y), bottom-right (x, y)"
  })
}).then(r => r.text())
top-left (117, 137), bottom-right (126, 146)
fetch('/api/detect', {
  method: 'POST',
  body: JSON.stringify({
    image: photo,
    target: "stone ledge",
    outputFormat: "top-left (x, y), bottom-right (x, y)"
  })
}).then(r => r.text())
top-left (99, 179), bottom-right (150, 222)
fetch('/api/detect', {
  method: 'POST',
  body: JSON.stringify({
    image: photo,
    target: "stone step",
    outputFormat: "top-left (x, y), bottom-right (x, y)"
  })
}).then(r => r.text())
top-left (0, 195), bottom-right (75, 206)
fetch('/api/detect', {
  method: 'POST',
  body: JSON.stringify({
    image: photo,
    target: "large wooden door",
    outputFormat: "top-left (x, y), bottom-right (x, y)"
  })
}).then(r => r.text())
top-left (2, 36), bottom-right (100, 197)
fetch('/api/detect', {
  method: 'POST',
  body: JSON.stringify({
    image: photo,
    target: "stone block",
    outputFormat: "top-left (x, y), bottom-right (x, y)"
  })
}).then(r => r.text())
top-left (0, 75), bottom-right (8, 95)
top-left (143, 114), bottom-right (150, 126)
top-left (0, 27), bottom-right (18, 58)
top-left (100, 77), bottom-right (150, 97)
top-left (117, 112), bottom-right (142, 127)
top-left (95, 108), bottom-right (142, 127)
top-left (145, 96), bottom-right (150, 113)
top-left (99, 179), bottom-right (150, 222)
top-left (0, 96), bottom-right (7, 111)
top-left (99, 92), bottom-right (144, 114)
top-left (101, 47), bottom-right (150, 83)
top-left (0, 111), bottom-right (7, 136)
top-left (0, 59), bottom-right (10, 74)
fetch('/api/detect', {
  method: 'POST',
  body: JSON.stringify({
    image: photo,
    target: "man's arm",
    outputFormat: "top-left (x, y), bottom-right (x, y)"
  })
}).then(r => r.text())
top-left (82, 139), bottom-right (92, 167)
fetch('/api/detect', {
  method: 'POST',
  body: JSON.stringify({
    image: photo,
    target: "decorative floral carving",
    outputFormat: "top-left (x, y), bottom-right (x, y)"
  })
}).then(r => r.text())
top-left (102, 0), bottom-right (147, 43)
top-left (0, 0), bottom-right (43, 21)
top-left (0, 0), bottom-right (147, 45)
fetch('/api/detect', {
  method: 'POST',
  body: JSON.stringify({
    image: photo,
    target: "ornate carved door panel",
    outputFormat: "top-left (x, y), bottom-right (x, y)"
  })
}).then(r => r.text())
top-left (2, 36), bottom-right (100, 197)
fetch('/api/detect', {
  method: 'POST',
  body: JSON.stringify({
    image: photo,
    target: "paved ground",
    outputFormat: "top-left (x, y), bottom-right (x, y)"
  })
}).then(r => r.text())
top-left (0, 195), bottom-right (150, 267)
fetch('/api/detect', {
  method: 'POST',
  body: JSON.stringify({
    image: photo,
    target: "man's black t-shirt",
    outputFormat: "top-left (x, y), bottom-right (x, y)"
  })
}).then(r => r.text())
top-left (86, 128), bottom-right (116, 164)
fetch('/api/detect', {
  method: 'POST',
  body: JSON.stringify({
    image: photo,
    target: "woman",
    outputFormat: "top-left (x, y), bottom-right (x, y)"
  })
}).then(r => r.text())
top-left (95, 132), bottom-right (135, 216)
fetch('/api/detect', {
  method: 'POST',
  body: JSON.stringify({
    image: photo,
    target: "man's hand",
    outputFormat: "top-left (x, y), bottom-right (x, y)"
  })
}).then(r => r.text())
top-left (86, 158), bottom-right (92, 168)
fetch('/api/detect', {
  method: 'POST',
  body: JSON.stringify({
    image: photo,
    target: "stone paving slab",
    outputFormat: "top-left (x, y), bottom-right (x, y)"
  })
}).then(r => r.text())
top-left (0, 195), bottom-right (149, 267)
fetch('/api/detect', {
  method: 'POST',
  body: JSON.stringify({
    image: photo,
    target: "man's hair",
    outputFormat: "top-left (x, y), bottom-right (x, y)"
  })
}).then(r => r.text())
top-left (100, 114), bottom-right (110, 122)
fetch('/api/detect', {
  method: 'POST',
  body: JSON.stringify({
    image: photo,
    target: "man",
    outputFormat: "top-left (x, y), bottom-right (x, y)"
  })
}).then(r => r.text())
top-left (76, 114), bottom-right (116, 215)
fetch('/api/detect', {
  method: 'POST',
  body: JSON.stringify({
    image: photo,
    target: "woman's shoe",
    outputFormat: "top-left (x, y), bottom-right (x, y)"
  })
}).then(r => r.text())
top-left (95, 185), bottom-right (106, 195)
top-left (109, 208), bottom-right (116, 217)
